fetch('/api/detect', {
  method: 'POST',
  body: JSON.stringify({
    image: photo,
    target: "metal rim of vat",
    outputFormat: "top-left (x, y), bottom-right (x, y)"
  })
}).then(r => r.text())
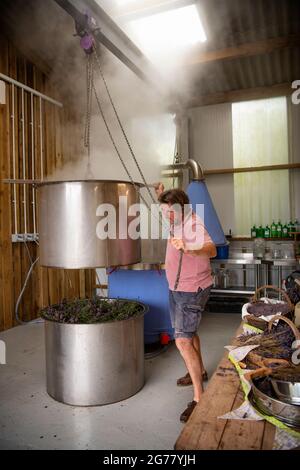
top-left (36, 179), bottom-right (145, 186)
top-left (249, 378), bottom-right (300, 429)
top-left (270, 378), bottom-right (300, 406)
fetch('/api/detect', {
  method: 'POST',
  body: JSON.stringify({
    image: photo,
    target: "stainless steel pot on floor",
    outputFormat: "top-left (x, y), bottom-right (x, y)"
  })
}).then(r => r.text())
top-left (44, 302), bottom-right (146, 406)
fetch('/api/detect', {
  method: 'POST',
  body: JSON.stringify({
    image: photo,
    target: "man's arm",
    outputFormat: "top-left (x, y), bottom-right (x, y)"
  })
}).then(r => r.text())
top-left (171, 238), bottom-right (217, 258)
top-left (186, 242), bottom-right (217, 258)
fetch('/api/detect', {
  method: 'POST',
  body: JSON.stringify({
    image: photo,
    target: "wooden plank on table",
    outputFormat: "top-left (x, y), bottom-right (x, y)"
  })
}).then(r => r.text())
top-left (175, 323), bottom-right (276, 450)
top-left (218, 385), bottom-right (265, 450)
top-left (261, 421), bottom-right (276, 450)
top-left (175, 326), bottom-right (242, 450)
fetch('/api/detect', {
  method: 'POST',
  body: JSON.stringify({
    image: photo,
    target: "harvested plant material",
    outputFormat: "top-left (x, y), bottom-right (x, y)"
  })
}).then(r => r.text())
top-left (41, 297), bottom-right (144, 324)
top-left (270, 366), bottom-right (300, 383)
top-left (236, 324), bottom-right (299, 368)
top-left (247, 301), bottom-right (291, 317)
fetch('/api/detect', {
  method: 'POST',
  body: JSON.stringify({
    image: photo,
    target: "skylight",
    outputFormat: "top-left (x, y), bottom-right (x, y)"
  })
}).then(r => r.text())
top-left (126, 4), bottom-right (207, 58)
top-left (115, 0), bottom-right (135, 5)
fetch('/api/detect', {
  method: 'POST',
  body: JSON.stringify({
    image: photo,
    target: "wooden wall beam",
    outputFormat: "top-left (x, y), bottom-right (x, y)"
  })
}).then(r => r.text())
top-left (182, 34), bottom-right (300, 66)
top-left (187, 83), bottom-right (292, 108)
top-left (162, 162), bottom-right (300, 176)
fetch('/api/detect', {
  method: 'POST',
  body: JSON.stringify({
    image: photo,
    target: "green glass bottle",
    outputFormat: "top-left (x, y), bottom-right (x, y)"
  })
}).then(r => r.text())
top-left (282, 223), bottom-right (289, 238)
top-left (287, 221), bottom-right (294, 238)
top-left (271, 221), bottom-right (277, 238)
top-left (264, 225), bottom-right (270, 238)
top-left (276, 220), bottom-right (282, 238)
top-left (251, 225), bottom-right (257, 238)
top-left (257, 225), bottom-right (263, 238)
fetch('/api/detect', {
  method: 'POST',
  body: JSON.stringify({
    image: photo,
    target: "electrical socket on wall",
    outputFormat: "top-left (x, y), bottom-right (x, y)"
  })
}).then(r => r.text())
top-left (11, 234), bottom-right (39, 243)
top-left (0, 80), bottom-right (6, 105)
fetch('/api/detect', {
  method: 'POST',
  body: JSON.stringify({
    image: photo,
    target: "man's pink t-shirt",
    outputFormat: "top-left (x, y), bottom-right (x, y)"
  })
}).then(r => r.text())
top-left (165, 212), bottom-right (213, 292)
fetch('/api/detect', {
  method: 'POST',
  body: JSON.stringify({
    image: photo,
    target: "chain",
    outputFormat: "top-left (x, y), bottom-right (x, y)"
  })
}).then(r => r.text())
top-left (172, 138), bottom-right (179, 189)
top-left (91, 71), bottom-right (172, 240)
top-left (91, 73), bottom-right (151, 208)
top-left (84, 54), bottom-right (93, 177)
top-left (92, 45), bottom-right (157, 206)
top-left (90, 46), bottom-right (184, 287)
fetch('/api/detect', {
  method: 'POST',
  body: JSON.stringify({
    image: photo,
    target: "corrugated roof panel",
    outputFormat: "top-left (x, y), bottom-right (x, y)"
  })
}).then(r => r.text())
top-left (0, 0), bottom-right (299, 99)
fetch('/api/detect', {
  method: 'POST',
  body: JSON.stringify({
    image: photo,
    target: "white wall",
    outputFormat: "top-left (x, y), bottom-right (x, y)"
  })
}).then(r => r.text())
top-left (187, 103), bottom-right (235, 235)
top-left (187, 99), bottom-right (300, 235)
top-left (290, 101), bottom-right (300, 220)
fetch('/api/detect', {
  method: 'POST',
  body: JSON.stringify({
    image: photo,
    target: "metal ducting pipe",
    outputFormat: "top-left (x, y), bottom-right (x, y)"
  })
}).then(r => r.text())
top-left (185, 159), bottom-right (205, 181)
top-left (169, 159), bottom-right (205, 181)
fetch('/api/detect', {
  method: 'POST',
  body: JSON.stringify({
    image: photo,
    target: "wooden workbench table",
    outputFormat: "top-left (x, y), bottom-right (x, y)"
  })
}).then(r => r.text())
top-left (175, 324), bottom-right (276, 450)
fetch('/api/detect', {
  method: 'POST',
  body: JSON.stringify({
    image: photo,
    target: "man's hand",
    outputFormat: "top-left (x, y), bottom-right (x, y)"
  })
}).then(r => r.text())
top-left (171, 238), bottom-right (185, 252)
top-left (171, 239), bottom-right (217, 258)
top-left (185, 242), bottom-right (217, 258)
top-left (154, 182), bottom-right (164, 198)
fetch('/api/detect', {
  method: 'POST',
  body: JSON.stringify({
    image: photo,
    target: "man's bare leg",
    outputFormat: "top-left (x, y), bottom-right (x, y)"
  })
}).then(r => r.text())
top-left (175, 338), bottom-right (203, 402)
top-left (192, 333), bottom-right (206, 374)
top-left (177, 333), bottom-right (207, 385)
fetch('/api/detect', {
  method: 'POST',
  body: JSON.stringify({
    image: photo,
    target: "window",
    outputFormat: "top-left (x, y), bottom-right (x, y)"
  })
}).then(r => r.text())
top-left (125, 4), bottom-right (206, 59)
top-left (232, 97), bottom-right (290, 236)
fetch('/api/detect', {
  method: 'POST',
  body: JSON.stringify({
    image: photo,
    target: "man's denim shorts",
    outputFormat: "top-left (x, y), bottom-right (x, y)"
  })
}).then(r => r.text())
top-left (169, 286), bottom-right (212, 339)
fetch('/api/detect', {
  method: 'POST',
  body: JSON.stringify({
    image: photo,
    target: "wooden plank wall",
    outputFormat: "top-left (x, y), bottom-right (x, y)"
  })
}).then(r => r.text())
top-left (0, 32), bottom-right (94, 331)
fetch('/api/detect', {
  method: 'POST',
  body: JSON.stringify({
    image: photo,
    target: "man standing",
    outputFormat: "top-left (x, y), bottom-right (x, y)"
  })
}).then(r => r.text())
top-left (155, 184), bottom-right (216, 423)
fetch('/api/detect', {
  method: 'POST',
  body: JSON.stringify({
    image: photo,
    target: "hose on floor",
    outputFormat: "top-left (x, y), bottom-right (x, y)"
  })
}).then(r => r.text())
top-left (15, 242), bottom-right (42, 325)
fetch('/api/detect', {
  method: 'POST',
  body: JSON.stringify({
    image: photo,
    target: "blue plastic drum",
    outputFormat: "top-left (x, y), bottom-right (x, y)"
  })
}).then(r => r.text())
top-left (108, 268), bottom-right (174, 344)
top-left (215, 243), bottom-right (230, 260)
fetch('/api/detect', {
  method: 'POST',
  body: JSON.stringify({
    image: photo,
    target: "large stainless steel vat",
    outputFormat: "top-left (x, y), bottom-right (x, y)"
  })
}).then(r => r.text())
top-left (37, 180), bottom-right (141, 268)
top-left (44, 303), bottom-right (146, 406)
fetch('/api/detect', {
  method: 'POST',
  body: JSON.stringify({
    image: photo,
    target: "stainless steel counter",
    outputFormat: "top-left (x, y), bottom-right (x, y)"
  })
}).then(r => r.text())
top-left (211, 258), bottom-right (261, 291)
top-left (262, 258), bottom-right (300, 291)
top-left (262, 259), bottom-right (300, 267)
top-left (211, 258), bottom-right (299, 293)
top-left (211, 258), bottom-right (262, 265)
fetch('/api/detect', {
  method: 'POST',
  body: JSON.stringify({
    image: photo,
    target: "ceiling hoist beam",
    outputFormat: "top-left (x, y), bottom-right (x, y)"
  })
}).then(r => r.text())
top-left (53, 0), bottom-right (158, 86)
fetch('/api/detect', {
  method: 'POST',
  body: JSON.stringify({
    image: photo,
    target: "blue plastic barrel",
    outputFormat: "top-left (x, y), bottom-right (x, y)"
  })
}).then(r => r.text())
top-left (215, 243), bottom-right (230, 260)
top-left (108, 269), bottom-right (174, 344)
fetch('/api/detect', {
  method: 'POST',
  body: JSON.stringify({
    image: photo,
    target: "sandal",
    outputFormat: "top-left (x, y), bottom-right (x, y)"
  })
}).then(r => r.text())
top-left (180, 400), bottom-right (198, 423)
top-left (177, 371), bottom-right (208, 386)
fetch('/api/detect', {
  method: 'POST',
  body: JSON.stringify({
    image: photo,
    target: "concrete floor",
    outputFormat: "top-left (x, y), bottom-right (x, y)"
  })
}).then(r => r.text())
top-left (0, 312), bottom-right (240, 450)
